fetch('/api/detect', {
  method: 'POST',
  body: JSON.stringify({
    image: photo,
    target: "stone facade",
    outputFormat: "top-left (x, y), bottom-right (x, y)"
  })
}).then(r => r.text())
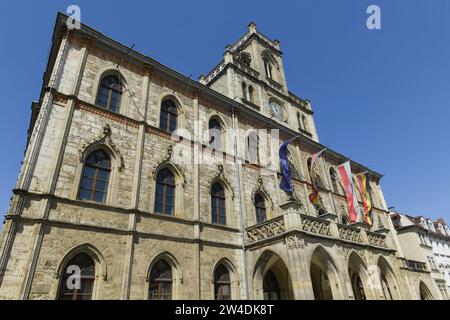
top-left (0, 13), bottom-right (442, 300)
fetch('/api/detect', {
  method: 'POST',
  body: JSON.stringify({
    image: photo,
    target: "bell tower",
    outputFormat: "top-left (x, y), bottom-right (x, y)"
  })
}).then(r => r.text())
top-left (201, 22), bottom-right (319, 142)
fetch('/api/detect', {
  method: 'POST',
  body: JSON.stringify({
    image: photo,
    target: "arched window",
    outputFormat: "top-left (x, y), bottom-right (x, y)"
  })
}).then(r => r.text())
top-left (254, 193), bottom-right (267, 224)
top-left (248, 85), bottom-right (255, 104)
top-left (302, 115), bottom-right (308, 133)
top-left (211, 183), bottom-right (226, 225)
top-left (155, 169), bottom-right (175, 215)
top-left (160, 100), bottom-right (178, 133)
top-left (264, 61), bottom-right (273, 79)
top-left (208, 118), bottom-right (222, 151)
top-left (307, 157), bottom-right (325, 188)
top-left (263, 270), bottom-right (281, 300)
top-left (241, 82), bottom-right (247, 100)
top-left (78, 150), bottom-right (111, 203)
top-left (96, 75), bottom-right (122, 113)
top-left (341, 213), bottom-right (350, 225)
top-left (214, 265), bottom-right (231, 300)
top-left (330, 168), bottom-right (340, 194)
top-left (247, 132), bottom-right (259, 164)
top-left (149, 260), bottom-right (172, 300)
top-left (57, 253), bottom-right (95, 300)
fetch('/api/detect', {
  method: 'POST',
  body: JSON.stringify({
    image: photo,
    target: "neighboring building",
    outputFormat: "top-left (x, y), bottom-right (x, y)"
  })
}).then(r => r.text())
top-left (0, 13), bottom-right (441, 300)
top-left (429, 219), bottom-right (450, 293)
top-left (391, 213), bottom-right (450, 299)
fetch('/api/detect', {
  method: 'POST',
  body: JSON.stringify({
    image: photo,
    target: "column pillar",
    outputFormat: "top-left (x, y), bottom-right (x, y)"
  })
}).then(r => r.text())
top-left (121, 64), bottom-right (152, 299)
top-left (192, 89), bottom-right (201, 300)
top-left (18, 32), bottom-right (91, 299)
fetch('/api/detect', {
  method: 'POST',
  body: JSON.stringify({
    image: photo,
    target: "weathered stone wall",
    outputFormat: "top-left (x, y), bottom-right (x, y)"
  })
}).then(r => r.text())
top-left (0, 21), bottom-right (437, 301)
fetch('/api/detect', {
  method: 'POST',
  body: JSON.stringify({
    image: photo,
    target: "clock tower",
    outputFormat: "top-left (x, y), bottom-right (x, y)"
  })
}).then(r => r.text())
top-left (200, 22), bottom-right (319, 142)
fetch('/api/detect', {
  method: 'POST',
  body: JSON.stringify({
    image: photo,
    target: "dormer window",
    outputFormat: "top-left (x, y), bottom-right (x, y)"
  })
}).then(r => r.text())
top-left (444, 226), bottom-right (450, 235)
top-left (421, 218), bottom-right (428, 229)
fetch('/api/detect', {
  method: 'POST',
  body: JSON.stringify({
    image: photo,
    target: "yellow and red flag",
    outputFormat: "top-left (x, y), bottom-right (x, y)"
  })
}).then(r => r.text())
top-left (307, 148), bottom-right (326, 206)
top-left (356, 172), bottom-right (373, 226)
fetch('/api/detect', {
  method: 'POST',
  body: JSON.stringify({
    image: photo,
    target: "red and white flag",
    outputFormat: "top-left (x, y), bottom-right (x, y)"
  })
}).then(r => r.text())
top-left (338, 161), bottom-right (360, 223)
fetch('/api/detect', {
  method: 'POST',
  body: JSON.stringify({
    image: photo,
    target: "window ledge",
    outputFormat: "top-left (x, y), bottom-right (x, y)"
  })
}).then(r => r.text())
top-left (241, 98), bottom-right (260, 110)
top-left (266, 77), bottom-right (283, 90)
top-left (298, 127), bottom-right (312, 137)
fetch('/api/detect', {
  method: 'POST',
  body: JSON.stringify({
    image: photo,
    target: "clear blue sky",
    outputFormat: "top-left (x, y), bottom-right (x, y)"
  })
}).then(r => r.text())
top-left (0, 0), bottom-right (449, 223)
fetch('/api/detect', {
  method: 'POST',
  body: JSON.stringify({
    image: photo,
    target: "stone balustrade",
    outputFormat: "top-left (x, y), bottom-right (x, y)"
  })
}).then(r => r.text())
top-left (404, 259), bottom-right (427, 272)
top-left (246, 215), bottom-right (285, 243)
top-left (300, 214), bottom-right (331, 237)
top-left (337, 224), bottom-right (363, 243)
top-left (245, 204), bottom-right (392, 252)
top-left (367, 231), bottom-right (387, 248)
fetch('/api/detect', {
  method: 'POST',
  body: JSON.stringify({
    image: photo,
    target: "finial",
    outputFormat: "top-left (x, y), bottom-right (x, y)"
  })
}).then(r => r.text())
top-left (103, 124), bottom-right (112, 137)
top-left (248, 22), bottom-right (257, 34)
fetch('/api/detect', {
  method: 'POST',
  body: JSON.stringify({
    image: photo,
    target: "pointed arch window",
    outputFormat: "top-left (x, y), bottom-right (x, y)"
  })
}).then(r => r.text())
top-left (247, 132), bottom-right (259, 164)
top-left (208, 118), bottom-right (222, 151)
top-left (241, 82), bottom-right (248, 100)
top-left (248, 85), bottom-right (255, 104)
top-left (57, 253), bottom-right (95, 300)
top-left (254, 193), bottom-right (267, 224)
top-left (264, 61), bottom-right (273, 79)
top-left (288, 153), bottom-right (301, 180)
top-left (149, 260), bottom-right (172, 300)
top-left (297, 112), bottom-right (302, 130)
top-left (307, 157), bottom-right (325, 188)
top-left (78, 150), bottom-right (111, 203)
top-left (330, 168), bottom-right (340, 194)
top-left (214, 265), bottom-right (231, 300)
top-left (160, 100), bottom-right (178, 133)
top-left (96, 75), bottom-right (122, 113)
top-left (302, 115), bottom-right (308, 133)
top-left (211, 183), bottom-right (226, 225)
top-left (155, 169), bottom-right (175, 216)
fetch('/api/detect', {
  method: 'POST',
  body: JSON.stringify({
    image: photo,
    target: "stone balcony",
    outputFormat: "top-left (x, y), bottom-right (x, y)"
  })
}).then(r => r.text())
top-left (404, 259), bottom-right (428, 273)
top-left (245, 201), bottom-right (389, 250)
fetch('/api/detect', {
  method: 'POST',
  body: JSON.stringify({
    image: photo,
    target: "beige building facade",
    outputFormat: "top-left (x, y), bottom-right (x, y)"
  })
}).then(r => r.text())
top-left (0, 13), bottom-right (442, 300)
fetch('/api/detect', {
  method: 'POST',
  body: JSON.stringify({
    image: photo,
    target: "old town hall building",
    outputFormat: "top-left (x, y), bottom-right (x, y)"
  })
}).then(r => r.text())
top-left (0, 13), bottom-right (445, 300)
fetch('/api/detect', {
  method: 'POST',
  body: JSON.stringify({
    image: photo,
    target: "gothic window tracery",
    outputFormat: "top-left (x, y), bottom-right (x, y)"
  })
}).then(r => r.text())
top-left (149, 260), bottom-right (173, 300)
top-left (57, 253), bottom-right (95, 300)
top-left (214, 265), bottom-right (231, 300)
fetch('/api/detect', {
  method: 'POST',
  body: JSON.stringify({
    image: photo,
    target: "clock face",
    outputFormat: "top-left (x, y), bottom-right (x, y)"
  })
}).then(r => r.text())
top-left (270, 101), bottom-right (284, 121)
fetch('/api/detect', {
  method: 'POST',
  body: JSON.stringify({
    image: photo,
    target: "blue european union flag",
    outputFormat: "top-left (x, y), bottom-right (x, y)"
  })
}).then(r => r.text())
top-left (279, 136), bottom-right (299, 193)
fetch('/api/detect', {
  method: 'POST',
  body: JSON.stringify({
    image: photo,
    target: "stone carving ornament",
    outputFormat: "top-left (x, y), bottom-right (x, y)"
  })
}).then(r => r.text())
top-left (150, 144), bottom-right (187, 187)
top-left (79, 124), bottom-right (125, 171)
top-left (207, 164), bottom-right (235, 200)
top-left (286, 234), bottom-right (305, 250)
